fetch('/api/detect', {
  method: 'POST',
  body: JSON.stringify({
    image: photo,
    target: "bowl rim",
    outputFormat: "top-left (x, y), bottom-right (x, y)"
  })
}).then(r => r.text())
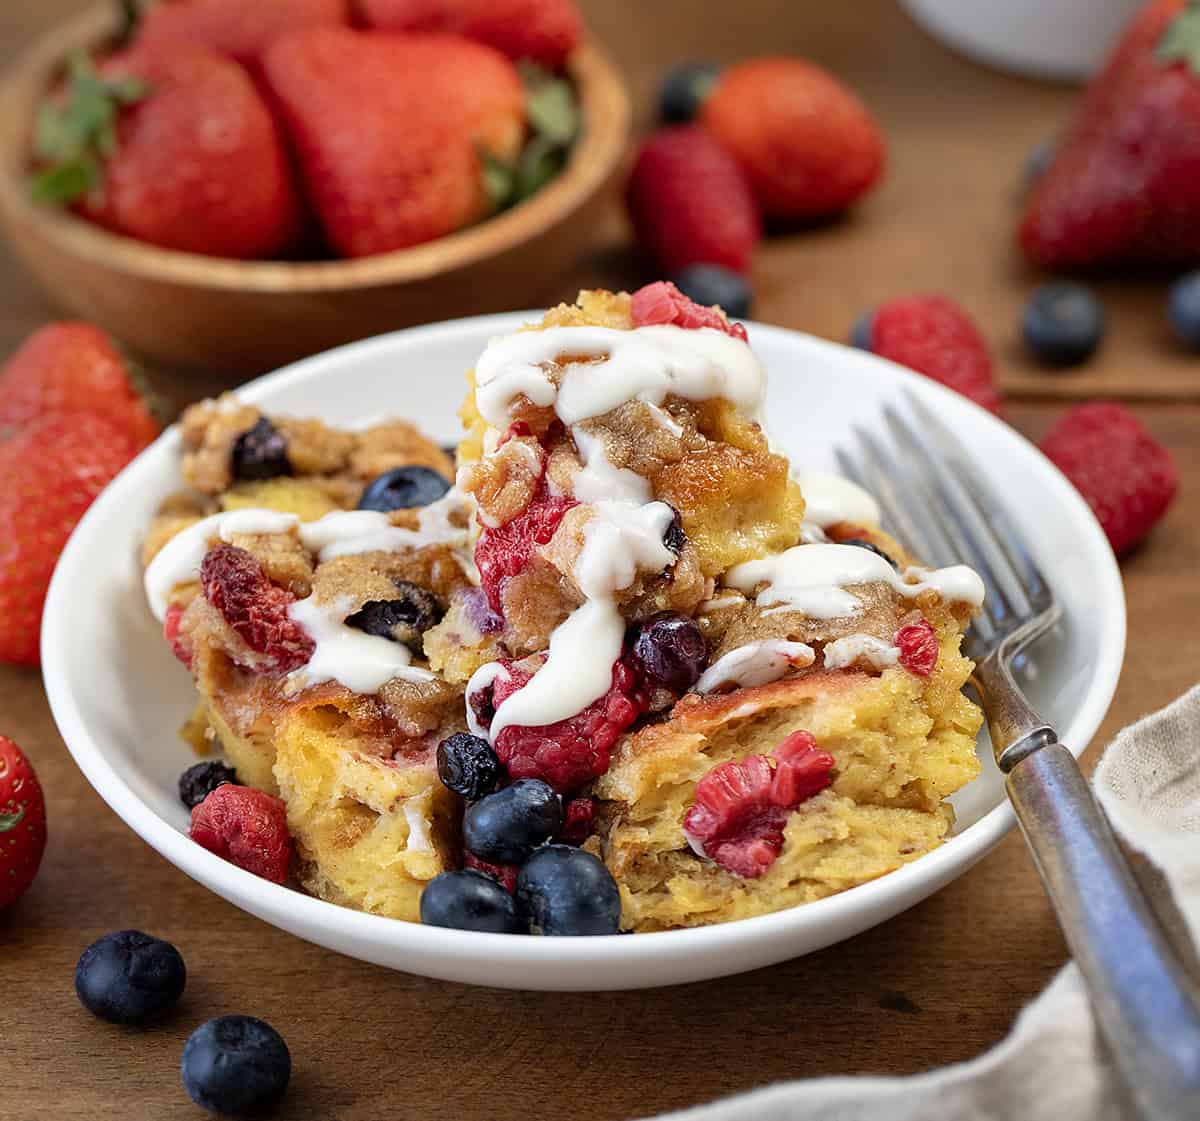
top-left (0, 4), bottom-right (632, 293)
top-left (41, 313), bottom-right (1127, 980)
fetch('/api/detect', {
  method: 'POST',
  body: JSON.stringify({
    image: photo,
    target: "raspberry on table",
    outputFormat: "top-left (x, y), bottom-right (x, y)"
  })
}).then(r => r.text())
top-left (474, 487), bottom-right (578, 614)
top-left (200, 543), bottom-right (315, 671)
top-left (190, 784), bottom-right (292, 884)
top-left (1039, 402), bottom-right (1177, 556)
top-left (682, 730), bottom-right (835, 879)
top-left (895, 620), bottom-right (938, 677)
top-left (631, 281), bottom-right (749, 341)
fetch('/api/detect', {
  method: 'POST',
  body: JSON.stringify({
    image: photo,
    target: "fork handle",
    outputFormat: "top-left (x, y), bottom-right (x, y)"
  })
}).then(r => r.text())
top-left (1007, 742), bottom-right (1200, 1119)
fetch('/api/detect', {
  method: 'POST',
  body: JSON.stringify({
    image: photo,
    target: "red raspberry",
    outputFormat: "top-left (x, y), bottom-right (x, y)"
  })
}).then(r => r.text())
top-left (200, 543), bottom-right (315, 671)
top-left (868, 295), bottom-right (1002, 415)
top-left (190, 784), bottom-right (292, 884)
top-left (626, 126), bottom-right (761, 276)
top-left (474, 489), bottom-right (577, 614)
top-left (464, 852), bottom-right (519, 893)
top-left (631, 281), bottom-right (749, 341)
top-left (682, 730), bottom-right (834, 879)
top-left (1040, 402), bottom-right (1177, 556)
top-left (492, 661), bottom-right (647, 793)
top-left (164, 602), bottom-right (193, 668)
top-left (895, 620), bottom-right (938, 677)
top-left (555, 796), bottom-right (596, 845)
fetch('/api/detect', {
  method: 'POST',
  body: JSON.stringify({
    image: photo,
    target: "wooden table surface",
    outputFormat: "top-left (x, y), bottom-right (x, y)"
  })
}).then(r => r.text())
top-left (2, 3), bottom-right (1197, 1120)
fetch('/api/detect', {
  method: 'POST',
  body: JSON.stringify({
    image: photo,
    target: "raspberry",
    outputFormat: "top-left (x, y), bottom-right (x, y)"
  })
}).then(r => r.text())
top-left (190, 785), bottom-right (292, 884)
top-left (867, 295), bottom-right (1001, 414)
top-left (164, 602), bottom-right (193, 668)
top-left (492, 661), bottom-right (647, 793)
top-left (682, 730), bottom-right (834, 879)
top-left (474, 488), bottom-right (577, 614)
top-left (463, 851), bottom-right (519, 893)
top-left (631, 281), bottom-right (749, 342)
top-left (555, 796), bottom-right (596, 845)
top-left (200, 543), bottom-right (315, 671)
top-left (895, 620), bottom-right (938, 677)
top-left (1039, 402), bottom-right (1177, 556)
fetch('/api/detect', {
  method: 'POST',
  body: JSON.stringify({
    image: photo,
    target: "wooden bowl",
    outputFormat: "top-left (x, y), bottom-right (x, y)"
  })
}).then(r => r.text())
top-left (0, 5), bottom-right (631, 373)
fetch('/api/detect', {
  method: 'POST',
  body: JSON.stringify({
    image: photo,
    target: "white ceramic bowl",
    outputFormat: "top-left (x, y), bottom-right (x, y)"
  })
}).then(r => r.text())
top-left (41, 314), bottom-right (1125, 990)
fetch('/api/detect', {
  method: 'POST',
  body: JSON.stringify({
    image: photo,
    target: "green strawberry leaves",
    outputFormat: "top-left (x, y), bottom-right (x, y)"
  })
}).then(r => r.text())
top-left (0, 805), bottom-right (25, 833)
top-left (1158, 0), bottom-right (1200, 72)
top-left (31, 50), bottom-right (147, 207)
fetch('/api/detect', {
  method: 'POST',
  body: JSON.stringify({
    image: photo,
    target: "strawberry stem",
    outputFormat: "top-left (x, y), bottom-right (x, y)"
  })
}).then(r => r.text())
top-left (1157, 0), bottom-right (1200, 72)
top-left (0, 806), bottom-right (25, 832)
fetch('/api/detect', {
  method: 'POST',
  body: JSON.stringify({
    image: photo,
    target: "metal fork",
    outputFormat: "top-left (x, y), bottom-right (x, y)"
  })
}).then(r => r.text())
top-left (836, 392), bottom-right (1200, 1120)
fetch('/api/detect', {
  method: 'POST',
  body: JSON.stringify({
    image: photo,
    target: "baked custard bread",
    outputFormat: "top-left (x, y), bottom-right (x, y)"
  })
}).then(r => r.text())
top-left (143, 281), bottom-right (985, 935)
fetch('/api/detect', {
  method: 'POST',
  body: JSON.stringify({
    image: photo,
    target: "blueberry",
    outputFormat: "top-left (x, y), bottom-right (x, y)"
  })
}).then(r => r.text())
top-left (420, 870), bottom-right (523, 933)
top-left (358, 466), bottom-right (450, 512)
top-left (437, 733), bottom-right (501, 800)
top-left (345, 581), bottom-right (443, 653)
top-left (178, 761), bottom-right (239, 810)
top-left (659, 62), bottom-right (720, 124)
top-left (1022, 139), bottom-right (1055, 193)
top-left (516, 845), bottom-right (621, 936)
top-left (629, 612), bottom-right (707, 693)
top-left (670, 264), bottom-right (752, 320)
top-left (463, 779), bottom-right (562, 864)
top-left (851, 309), bottom-right (875, 350)
top-left (181, 1015), bottom-right (291, 1116)
top-left (838, 537), bottom-right (898, 570)
top-left (75, 930), bottom-right (186, 1025)
top-left (663, 505), bottom-right (686, 554)
top-left (231, 417), bottom-right (291, 482)
top-left (1022, 283), bottom-right (1105, 366)
top-left (1168, 271), bottom-right (1200, 350)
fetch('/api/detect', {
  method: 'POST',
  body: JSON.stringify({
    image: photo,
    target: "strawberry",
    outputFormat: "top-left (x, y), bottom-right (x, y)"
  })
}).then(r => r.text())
top-left (0, 737), bottom-right (47, 909)
top-left (864, 295), bottom-right (1003, 415)
top-left (135, 0), bottom-right (348, 70)
top-left (0, 323), bottom-right (159, 449)
top-left (701, 57), bottom-right (886, 221)
top-left (1020, 0), bottom-right (1200, 268)
top-left (626, 126), bottom-right (761, 275)
top-left (0, 414), bottom-right (138, 665)
top-left (358, 0), bottom-right (582, 69)
top-left (1040, 402), bottom-right (1177, 555)
top-left (262, 29), bottom-right (525, 257)
top-left (32, 47), bottom-right (300, 259)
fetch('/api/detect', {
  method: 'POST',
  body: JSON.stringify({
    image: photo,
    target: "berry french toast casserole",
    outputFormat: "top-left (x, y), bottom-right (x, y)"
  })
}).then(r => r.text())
top-left (143, 282), bottom-right (985, 936)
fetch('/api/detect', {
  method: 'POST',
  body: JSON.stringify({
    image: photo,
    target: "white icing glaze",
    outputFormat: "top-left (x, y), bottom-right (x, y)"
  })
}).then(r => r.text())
top-left (575, 501), bottom-right (675, 599)
top-left (403, 792), bottom-right (434, 853)
top-left (798, 522), bottom-right (830, 545)
top-left (644, 401), bottom-right (684, 436)
top-left (571, 427), bottom-right (650, 504)
top-left (823, 634), bottom-right (900, 672)
top-left (796, 471), bottom-right (881, 529)
top-left (694, 640), bottom-right (815, 694)
top-left (143, 508), bottom-right (300, 622)
top-left (297, 489), bottom-right (471, 562)
top-left (286, 595), bottom-right (434, 694)
top-left (473, 325), bottom-right (764, 429)
top-left (725, 544), bottom-right (985, 620)
top-left (465, 661), bottom-right (511, 738)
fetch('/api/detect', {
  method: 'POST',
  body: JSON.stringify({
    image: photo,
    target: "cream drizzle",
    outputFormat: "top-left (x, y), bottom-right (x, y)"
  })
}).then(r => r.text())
top-left (796, 471), bottom-right (882, 529)
top-left (823, 634), bottom-right (900, 672)
top-left (694, 640), bottom-right (815, 694)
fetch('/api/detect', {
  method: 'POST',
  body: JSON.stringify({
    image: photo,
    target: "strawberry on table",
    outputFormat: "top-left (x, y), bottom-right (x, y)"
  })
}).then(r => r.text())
top-left (32, 47), bottom-right (301, 259)
top-left (0, 323), bottom-right (158, 449)
top-left (262, 29), bottom-right (525, 258)
top-left (701, 56), bottom-right (886, 221)
top-left (0, 737), bottom-right (47, 909)
top-left (1019, 0), bottom-right (1200, 268)
top-left (0, 413), bottom-right (138, 665)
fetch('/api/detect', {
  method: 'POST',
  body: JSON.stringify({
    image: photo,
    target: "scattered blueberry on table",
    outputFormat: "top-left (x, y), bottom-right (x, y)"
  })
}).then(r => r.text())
top-left (658, 62), bottom-right (720, 123)
top-left (1021, 139), bottom-right (1055, 194)
top-left (357, 465), bottom-right (451, 511)
top-left (850, 309), bottom-right (874, 350)
top-left (75, 930), bottom-right (187, 1026)
top-left (670, 264), bottom-right (752, 319)
top-left (437, 732), bottom-right (502, 800)
top-left (463, 779), bottom-right (563, 865)
top-left (517, 846), bottom-right (622, 936)
top-left (420, 869), bottom-right (524, 934)
top-left (1167, 271), bottom-right (1200, 350)
top-left (178, 761), bottom-right (240, 811)
top-left (181, 1015), bottom-right (291, 1117)
top-left (1021, 282), bottom-right (1105, 366)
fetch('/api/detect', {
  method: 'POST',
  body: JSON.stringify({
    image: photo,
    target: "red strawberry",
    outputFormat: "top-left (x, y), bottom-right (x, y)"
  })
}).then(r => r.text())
top-left (32, 47), bottom-right (300, 259)
top-left (0, 323), bottom-right (159, 449)
top-left (358, 0), bottom-right (582, 69)
top-left (701, 57), bottom-right (886, 221)
top-left (135, 0), bottom-right (348, 70)
top-left (262, 29), bottom-right (525, 257)
top-left (1020, 0), bottom-right (1200, 268)
top-left (1040, 402), bottom-right (1177, 555)
top-left (0, 737), bottom-right (47, 909)
top-left (190, 784), bottom-right (292, 883)
top-left (866, 295), bottom-right (1003, 415)
top-left (626, 125), bottom-right (760, 275)
top-left (0, 414), bottom-right (138, 665)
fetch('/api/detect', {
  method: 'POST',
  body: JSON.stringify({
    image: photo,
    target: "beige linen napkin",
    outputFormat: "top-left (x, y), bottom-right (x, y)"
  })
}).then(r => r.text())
top-left (652, 685), bottom-right (1200, 1121)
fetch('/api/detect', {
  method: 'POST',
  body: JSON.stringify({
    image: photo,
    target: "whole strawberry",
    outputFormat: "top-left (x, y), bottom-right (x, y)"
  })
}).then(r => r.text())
top-left (626, 126), bottom-right (760, 275)
top-left (0, 323), bottom-right (158, 449)
top-left (359, 0), bottom-right (582, 69)
top-left (701, 57), bottom-right (885, 220)
top-left (861, 295), bottom-right (1002, 415)
top-left (0, 413), bottom-right (138, 665)
top-left (1040, 402), bottom-right (1177, 555)
top-left (0, 737), bottom-right (47, 909)
top-left (262, 29), bottom-right (524, 257)
top-left (32, 47), bottom-right (300, 259)
top-left (1020, 0), bottom-right (1200, 268)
